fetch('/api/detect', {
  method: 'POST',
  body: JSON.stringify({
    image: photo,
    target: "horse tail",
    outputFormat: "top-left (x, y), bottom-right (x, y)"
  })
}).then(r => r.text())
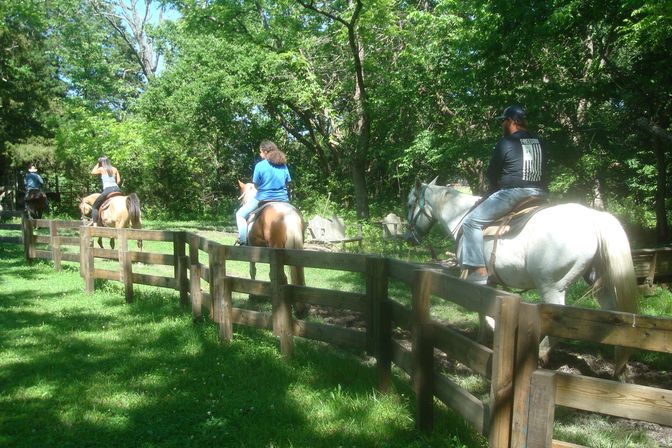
top-left (126, 193), bottom-right (142, 229)
top-left (284, 210), bottom-right (305, 286)
top-left (592, 211), bottom-right (639, 314)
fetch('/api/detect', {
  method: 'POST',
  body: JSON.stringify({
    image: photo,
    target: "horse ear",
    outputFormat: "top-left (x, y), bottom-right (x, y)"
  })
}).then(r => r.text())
top-left (429, 176), bottom-right (439, 186)
top-left (237, 180), bottom-right (246, 190)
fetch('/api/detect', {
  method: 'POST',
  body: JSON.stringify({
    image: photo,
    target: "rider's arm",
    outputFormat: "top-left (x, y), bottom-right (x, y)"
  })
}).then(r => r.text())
top-left (115, 169), bottom-right (121, 185)
top-left (91, 164), bottom-right (102, 175)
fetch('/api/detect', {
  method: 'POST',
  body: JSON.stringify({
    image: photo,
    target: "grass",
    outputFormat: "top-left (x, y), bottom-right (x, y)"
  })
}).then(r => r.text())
top-left (0, 243), bottom-right (485, 448)
top-left (2, 218), bottom-right (671, 447)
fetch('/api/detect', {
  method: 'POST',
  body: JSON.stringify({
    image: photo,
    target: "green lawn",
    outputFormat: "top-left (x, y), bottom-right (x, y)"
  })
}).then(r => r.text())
top-left (0, 242), bottom-right (485, 448)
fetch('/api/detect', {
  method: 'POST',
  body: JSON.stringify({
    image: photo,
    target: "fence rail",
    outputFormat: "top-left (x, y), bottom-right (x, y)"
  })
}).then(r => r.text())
top-left (5, 215), bottom-right (672, 447)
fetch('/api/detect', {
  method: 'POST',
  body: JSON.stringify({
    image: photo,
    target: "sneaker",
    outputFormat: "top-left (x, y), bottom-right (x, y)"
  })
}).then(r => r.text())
top-left (465, 271), bottom-right (488, 286)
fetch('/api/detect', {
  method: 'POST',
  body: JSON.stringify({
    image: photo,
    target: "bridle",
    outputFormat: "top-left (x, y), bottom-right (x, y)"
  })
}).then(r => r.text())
top-left (406, 185), bottom-right (435, 245)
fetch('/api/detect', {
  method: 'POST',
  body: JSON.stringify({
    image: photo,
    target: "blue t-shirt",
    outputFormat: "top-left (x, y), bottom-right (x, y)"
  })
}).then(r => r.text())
top-left (253, 159), bottom-right (291, 202)
top-left (24, 173), bottom-right (44, 190)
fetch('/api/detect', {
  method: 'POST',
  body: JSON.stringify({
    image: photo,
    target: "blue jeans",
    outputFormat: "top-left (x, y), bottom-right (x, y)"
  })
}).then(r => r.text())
top-left (235, 198), bottom-right (259, 244)
top-left (459, 187), bottom-right (546, 268)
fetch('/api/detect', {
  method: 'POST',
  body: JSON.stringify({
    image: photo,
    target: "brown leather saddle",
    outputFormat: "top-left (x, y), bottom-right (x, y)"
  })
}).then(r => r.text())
top-left (96, 191), bottom-right (124, 223)
top-left (26, 189), bottom-right (46, 202)
top-left (482, 195), bottom-right (549, 238)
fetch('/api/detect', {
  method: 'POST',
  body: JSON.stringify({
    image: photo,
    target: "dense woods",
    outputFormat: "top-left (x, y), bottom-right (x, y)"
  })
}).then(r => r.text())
top-left (1, 0), bottom-right (670, 243)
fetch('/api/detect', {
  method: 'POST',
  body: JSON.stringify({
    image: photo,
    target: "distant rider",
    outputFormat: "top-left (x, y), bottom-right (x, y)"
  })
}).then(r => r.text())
top-left (459, 105), bottom-right (548, 285)
top-left (90, 156), bottom-right (122, 226)
top-left (24, 163), bottom-right (48, 211)
top-left (235, 140), bottom-right (292, 245)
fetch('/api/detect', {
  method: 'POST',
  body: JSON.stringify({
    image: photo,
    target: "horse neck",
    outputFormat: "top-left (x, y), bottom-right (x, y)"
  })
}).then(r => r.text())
top-left (427, 186), bottom-right (479, 238)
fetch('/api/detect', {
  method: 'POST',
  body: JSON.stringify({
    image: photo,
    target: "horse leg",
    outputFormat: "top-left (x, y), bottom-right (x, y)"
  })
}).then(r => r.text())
top-left (97, 236), bottom-right (104, 249)
top-left (538, 287), bottom-right (566, 367)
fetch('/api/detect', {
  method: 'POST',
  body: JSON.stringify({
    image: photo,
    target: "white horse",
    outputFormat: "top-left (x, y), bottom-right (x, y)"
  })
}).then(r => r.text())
top-left (405, 179), bottom-right (639, 378)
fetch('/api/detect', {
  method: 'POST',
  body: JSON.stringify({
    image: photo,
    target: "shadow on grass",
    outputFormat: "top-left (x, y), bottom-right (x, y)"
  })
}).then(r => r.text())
top-left (1, 244), bottom-right (485, 448)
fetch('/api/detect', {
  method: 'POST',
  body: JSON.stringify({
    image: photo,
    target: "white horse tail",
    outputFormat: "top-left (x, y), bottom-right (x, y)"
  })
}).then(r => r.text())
top-left (592, 211), bottom-right (639, 314)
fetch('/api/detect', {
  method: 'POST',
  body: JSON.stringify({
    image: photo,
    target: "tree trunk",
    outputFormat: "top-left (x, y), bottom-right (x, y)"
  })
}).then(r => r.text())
top-left (350, 155), bottom-right (369, 219)
top-left (653, 137), bottom-right (670, 243)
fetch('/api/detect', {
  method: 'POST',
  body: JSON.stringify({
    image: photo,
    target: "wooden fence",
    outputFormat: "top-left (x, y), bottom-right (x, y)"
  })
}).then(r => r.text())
top-left (7, 216), bottom-right (672, 447)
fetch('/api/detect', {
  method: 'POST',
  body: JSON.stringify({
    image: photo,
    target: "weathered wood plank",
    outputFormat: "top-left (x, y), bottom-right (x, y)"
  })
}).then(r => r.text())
top-left (427, 270), bottom-right (516, 316)
top-left (389, 299), bottom-right (412, 330)
top-left (92, 268), bottom-right (120, 281)
top-left (225, 245), bottom-right (270, 263)
top-left (131, 273), bottom-right (176, 289)
top-left (0, 236), bottom-right (22, 244)
top-left (230, 277), bottom-right (271, 297)
top-left (429, 321), bottom-right (492, 377)
top-left (230, 308), bottom-right (273, 330)
top-left (434, 372), bottom-right (487, 435)
top-left (388, 258), bottom-right (417, 285)
top-left (538, 304), bottom-right (672, 352)
top-left (286, 285), bottom-right (367, 312)
top-left (92, 248), bottom-right (118, 260)
top-left (555, 372), bottom-right (672, 426)
top-left (129, 251), bottom-right (174, 265)
top-left (391, 339), bottom-right (412, 376)
top-left (526, 370), bottom-right (557, 448)
top-left (292, 320), bottom-right (367, 350)
top-left (412, 269), bottom-right (434, 432)
top-left (284, 248), bottom-right (367, 273)
top-left (33, 249), bottom-right (52, 260)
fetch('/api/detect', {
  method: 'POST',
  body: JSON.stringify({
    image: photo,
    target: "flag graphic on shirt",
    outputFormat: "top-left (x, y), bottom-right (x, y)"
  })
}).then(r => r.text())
top-left (520, 138), bottom-right (542, 181)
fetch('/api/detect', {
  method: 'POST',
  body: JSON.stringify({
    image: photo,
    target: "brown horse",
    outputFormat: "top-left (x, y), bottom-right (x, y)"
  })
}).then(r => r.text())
top-left (238, 181), bottom-right (307, 317)
top-left (79, 192), bottom-right (143, 250)
top-left (25, 189), bottom-right (48, 219)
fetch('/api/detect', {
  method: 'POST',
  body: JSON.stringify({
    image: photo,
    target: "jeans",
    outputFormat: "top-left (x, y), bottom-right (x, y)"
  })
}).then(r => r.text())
top-left (459, 187), bottom-right (546, 268)
top-left (235, 198), bottom-right (259, 244)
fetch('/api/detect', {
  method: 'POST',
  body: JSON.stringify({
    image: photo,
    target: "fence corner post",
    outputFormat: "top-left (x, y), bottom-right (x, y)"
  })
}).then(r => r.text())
top-left (367, 255), bottom-right (391, 393)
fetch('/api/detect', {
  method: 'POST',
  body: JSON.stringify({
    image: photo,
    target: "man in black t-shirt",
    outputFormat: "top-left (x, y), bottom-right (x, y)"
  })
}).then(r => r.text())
top-left (459, 105), bottom-right (548, 285)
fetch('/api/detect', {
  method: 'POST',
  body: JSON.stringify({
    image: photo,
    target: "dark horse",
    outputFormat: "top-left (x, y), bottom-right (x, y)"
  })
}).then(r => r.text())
top-left (25, 189), bottom-right (47, 219)
top-left (238, 180), bottom-right (307, 317)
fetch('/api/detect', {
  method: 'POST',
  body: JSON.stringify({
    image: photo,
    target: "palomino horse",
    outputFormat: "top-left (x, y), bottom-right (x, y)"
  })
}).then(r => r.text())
top-left (25, 189), bottom-right (48, 219)
top-left (79, 192), bottom-right (143, 250)
top-left (405, 178), bottom-right (639, 378)
top-left (238, 181), bottom-right (307, 317)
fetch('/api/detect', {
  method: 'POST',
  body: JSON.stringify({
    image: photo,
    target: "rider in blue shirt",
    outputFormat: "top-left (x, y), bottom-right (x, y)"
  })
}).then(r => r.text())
top-left (235, 140), bottom-right (292, 245)
top-left (24, 163), bottom-right (48, 210)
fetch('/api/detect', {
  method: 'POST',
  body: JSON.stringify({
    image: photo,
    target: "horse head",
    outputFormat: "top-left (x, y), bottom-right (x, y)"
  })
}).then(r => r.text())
top-left (405, 178), bottom-right (438, 245)
top-left (237, 180), bottom-right (257, 205)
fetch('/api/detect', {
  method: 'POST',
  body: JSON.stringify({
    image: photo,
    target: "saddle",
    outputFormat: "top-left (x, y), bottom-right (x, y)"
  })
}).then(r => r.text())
top-left (246, 201), bottom-right (297, 240)
top-left (457, 195), bottom-right (549, 284)
top-left (96, 191), bottom-right (124, 224)
top-left (482, 195), bottom-right (548, 238)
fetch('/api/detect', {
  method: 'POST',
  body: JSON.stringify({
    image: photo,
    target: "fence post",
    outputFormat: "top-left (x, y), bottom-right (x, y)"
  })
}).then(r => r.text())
top-left (80, 226), bottom-right (94, 294)
top-left (22, 215), bottom-right (33, 264)
top-left (367, 256), bottom-right (392, 393)
top-left (173, 231), bottom-right (186, 280)
top-left (488, 294), bottom-right (520, 448)
top-left (118, 228), bottom-right (133, 303)
top-left (208, 242), bottom-right (227, 320)
top-left (177, 254), bottom-right (189, 306)
top-left (49, 221), bottom-right (61, 271)
top-left (412, 269), bottom-right (433, 432)
top-left (188, 234), bottom-right (203, 320)
top-left (270, 249), bottom-right (293, 358)
top-left (511, 303), bottom-right (542, 447)
top-left (526, 370), bottom-right (557, 447)
top-left (213, 267), bottom-right (233, 343)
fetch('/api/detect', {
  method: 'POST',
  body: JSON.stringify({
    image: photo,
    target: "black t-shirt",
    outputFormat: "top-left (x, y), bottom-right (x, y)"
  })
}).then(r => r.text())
top-left (486, 130), bottom-right (547, 193)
